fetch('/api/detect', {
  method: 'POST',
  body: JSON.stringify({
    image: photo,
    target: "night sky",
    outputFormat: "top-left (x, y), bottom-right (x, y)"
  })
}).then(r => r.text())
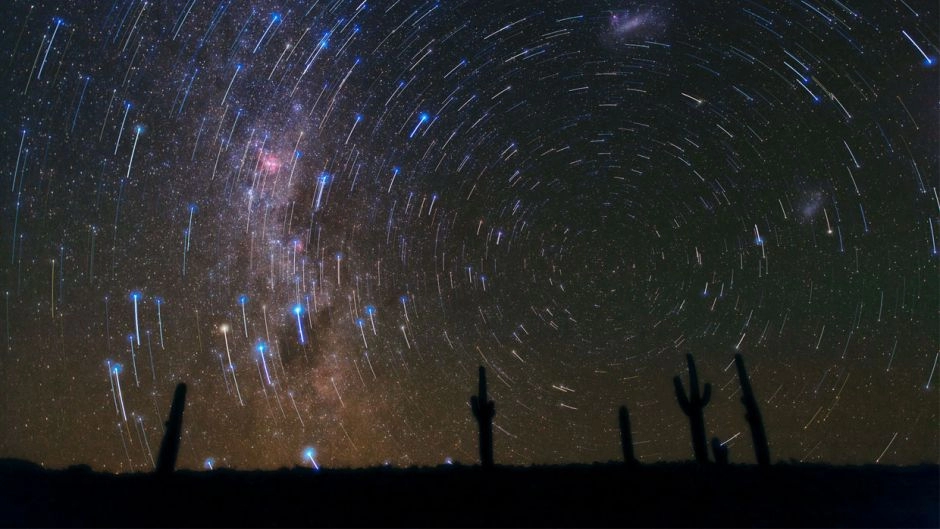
top-left (0, 0), bottom-right (937, 472)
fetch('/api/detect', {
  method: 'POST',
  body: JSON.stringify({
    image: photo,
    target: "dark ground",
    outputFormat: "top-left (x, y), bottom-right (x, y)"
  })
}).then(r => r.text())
top-left (0, 458), bottom-right (936, 527)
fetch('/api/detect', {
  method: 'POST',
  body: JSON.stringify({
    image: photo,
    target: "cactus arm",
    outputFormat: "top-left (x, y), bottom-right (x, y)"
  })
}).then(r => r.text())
top-left (686, 354), bottom-right (698, 394)
top-left (702, 382), bottom-right (712, 406)
top-left (674, 376), bottom-right (690, 414)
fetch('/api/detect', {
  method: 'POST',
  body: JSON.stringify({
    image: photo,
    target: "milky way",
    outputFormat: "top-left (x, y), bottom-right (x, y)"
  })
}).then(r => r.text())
top-left (0, 0), bottom-right (936, 471)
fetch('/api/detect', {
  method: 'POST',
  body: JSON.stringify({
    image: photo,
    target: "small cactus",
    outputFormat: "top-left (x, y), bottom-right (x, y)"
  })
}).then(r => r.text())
top-left (618, 405), bottom-right (639, 466)
top-left (673, 354), bottom-right (712, 463)
top-left (711, 437), bottom-right (729, 465)
top-left (156, 383), bottom-right (187, 474)
top-left (470, 366), bottom-right (495, 468)
top-left (735, 354), bottom-right (771, 466)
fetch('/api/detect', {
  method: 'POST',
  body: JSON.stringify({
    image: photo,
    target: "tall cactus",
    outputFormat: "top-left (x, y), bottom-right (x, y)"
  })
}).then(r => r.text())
top-left (156, 383), bottom-right (187, 474)
top-left (618, 405), bottom-right (638, 466)
top-left (470, 366), bottom-right (495, 468)
top-left (735, 353), bottom-right (770, 466)
top-left (673, 354), bottom-right (711, 463)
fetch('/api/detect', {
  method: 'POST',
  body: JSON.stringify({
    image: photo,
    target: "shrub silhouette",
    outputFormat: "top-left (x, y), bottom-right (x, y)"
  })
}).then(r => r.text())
top-left (712, 437), bottom-right (729, 465)
top-left (673, 354), bottom-right (712, 463)
top-left (618, 405), bottom-right (638, 466)
top-left (156, 383), bottom-right (187, 474)
top-left (470, 366), bottom-right (495, 468)
top-left (735, 353), bottom-right (770, 466)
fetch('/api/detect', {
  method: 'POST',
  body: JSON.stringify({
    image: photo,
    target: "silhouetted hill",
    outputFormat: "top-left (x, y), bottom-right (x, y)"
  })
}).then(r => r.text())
top-left (0, 458), bottom-right (936, 527)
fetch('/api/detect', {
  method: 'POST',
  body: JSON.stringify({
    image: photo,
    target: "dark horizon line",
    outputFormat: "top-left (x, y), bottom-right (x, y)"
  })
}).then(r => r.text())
top-left (3, 456), bottom-right (938, 474)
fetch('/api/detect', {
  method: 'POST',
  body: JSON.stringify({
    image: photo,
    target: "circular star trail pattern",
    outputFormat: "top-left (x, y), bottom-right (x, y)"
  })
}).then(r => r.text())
top-left (0, 0), bottom-right (936, 471)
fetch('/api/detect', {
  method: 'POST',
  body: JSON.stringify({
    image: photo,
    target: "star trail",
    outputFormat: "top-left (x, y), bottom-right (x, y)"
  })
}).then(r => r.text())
top-left (0, 0), bottom-right (936, 472)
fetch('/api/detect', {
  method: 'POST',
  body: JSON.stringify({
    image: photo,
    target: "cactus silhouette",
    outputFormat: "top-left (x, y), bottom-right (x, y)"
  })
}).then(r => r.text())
top-left (470, 366), bottom-right (495, 468)
top-left (618, 405), bottom-right (638, 466)
top-left (711, 437), bottom-right (729, 465)
top-left (156, 383), bottom-right (187, 474)
top-left (673, 354), bottom-right (712, 463)
top-left (735, 353), bottom-right (770, 466)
